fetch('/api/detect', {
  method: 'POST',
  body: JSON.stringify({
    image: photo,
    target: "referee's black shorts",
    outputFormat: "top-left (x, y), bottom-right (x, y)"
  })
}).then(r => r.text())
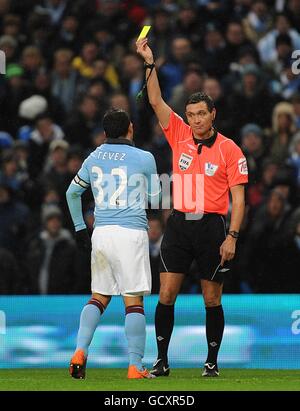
top-left (159, 210), bottom-right (228, 283)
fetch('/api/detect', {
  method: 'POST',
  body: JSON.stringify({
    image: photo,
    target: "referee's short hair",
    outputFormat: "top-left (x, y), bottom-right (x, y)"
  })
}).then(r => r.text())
top-left (185, 92), bottom-right (215, 112)
top-left (103, 108), bottom-right (131, 139)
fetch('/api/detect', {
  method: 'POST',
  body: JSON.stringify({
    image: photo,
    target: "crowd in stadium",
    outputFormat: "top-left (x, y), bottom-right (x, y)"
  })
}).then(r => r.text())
top-left (0, 0), bottom-right (300, 295)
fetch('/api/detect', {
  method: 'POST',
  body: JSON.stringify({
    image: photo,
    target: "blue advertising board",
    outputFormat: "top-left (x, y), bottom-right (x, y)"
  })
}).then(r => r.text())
top-left (0, 295), bottom-right (299, 369)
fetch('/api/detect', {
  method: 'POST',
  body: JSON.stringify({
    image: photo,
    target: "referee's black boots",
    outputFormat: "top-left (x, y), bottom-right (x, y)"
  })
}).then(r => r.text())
top-left (202, 363), bottom-right (219, 377)
top-left (150, 358), bottom-right (170, 377)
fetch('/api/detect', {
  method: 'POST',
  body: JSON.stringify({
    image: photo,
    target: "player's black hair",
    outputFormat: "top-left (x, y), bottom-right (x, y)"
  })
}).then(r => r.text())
top-left (102, 108), bottom-right (131, 139)
top-left (185, 92), bottom-right (215, 112)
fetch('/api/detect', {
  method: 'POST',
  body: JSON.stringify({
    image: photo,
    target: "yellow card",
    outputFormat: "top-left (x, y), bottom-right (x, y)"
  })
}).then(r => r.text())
top-left (137, 25), bottom-right (151, 40)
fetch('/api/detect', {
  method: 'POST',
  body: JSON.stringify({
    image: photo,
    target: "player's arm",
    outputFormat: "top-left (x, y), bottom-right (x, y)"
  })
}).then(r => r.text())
top-left (66, 175), bottom-right (89, 231)
top-left (66, 163), bottom-right (91, 252)
top-left (136, 38), bottom-right (171, 128)
top-left (220, 184), bottom-right (245, 266)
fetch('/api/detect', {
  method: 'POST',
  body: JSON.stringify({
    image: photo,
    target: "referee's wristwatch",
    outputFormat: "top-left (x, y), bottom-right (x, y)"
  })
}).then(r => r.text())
top-left (227, 230), bottom-right (239, 239)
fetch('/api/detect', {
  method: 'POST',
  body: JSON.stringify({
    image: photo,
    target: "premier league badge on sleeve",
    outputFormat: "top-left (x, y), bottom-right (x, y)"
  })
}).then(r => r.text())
top-left (179, 153), bottom-right (193, 170)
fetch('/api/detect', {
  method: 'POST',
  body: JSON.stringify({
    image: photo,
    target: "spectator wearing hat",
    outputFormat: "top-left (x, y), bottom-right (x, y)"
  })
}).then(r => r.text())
top-left (16, 94), bottom-right (48, 146)
top-left (23, 204), bottom-right (84, 294)
top-left (0, 131), bottom-right (13, 152)
top-left (18, 95), bottom-right (48, 124)
top-left (0, 34), bottom-right (17, 64)
top-left (40, 139), bottom-right (72, 216)
top-left (270, 101), bottom-right (297, 164)
top-left (240, 123), bottom-right (267, 184)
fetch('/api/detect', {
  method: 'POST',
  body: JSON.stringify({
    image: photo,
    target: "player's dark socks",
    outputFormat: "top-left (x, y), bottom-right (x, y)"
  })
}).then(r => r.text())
top-left (155, 302), bottom-right (174, 365)
top-left (205, 305), bottom-right (224, 365)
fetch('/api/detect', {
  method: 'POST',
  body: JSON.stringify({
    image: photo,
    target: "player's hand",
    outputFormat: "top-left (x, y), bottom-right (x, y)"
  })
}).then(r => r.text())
top-left (219, 236), bottom-right (236, 267)
top-left (136, 38), bottom-right (154, 64)
top-left (75, 229), bottom-right (91, 254)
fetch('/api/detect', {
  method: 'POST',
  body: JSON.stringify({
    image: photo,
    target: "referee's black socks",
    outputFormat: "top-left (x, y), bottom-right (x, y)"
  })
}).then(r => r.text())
top-left (155, 302), bottom-right (174, 365)
top-left (205, 304), bottom-right (224, 365)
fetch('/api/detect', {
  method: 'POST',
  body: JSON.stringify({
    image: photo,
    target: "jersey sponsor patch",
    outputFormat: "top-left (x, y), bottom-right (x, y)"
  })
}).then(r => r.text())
top-left (238, 157), bottom-right (248, 175)
top-left (205, 162), bottom-right (218, 176)
top-left (178, 153), bottom-right (193, 170)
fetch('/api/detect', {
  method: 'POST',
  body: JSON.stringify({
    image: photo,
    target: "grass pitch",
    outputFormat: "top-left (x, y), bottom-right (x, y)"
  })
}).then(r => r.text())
top-left (0, 369), bottom-right (299, 391)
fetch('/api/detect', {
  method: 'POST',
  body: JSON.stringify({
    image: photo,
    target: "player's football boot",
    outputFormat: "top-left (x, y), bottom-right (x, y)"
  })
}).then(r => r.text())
top-left (150, 358), bottom-right (170, 377)
top-left (69, 349), bottom-right (87, 379)
top-left (127, 365), bottom-right (156, 379)
top-left (202, 362), bottom-right (219, 377)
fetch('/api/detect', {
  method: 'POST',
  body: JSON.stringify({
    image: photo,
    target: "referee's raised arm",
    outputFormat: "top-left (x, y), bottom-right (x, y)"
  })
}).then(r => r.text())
top-left (136, 38), bottom-right (171, 129)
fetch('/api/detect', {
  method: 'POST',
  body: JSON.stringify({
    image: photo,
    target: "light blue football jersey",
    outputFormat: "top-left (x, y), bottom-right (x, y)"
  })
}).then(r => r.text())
top-left (66, 139), bottom-right (161, 231)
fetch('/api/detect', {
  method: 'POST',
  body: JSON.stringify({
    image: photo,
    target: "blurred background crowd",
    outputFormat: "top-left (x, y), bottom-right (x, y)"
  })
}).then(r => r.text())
top-left (0, 0), bottom-right (300, 295)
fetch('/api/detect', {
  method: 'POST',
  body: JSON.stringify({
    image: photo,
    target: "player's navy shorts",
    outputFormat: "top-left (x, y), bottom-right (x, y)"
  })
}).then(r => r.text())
top-left (159, 210), bottom-right (228, 283)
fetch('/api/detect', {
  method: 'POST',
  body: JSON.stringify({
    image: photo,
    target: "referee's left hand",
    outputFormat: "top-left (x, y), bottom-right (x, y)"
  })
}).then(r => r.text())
top-left (220, 236), bottom-right (236, 267)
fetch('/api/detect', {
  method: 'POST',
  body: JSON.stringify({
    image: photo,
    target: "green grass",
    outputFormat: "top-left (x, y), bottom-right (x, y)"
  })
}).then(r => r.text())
top-left (0, 369), bottom-right (299, 391)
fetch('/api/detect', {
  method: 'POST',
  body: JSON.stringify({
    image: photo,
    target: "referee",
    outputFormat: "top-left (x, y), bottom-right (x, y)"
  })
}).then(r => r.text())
top-left (136, 38), bottom-right (248, 377)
